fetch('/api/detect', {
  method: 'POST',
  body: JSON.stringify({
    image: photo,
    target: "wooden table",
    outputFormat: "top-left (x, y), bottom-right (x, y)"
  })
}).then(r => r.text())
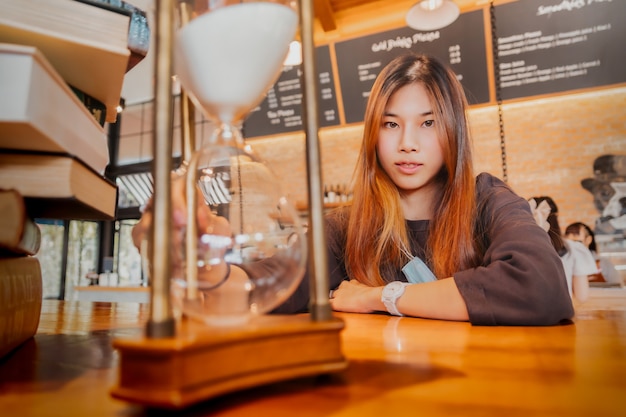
top-left (1, 297), bottom-right (625, 417)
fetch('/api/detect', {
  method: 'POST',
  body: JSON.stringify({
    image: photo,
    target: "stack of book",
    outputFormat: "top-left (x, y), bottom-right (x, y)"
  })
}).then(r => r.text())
top-left (0, 0), bottom-right (150, 221)
top-left (0, 0), bottom-right (149, 358)
top-left (0, 189), bottom-right (43, 359)
top-left (0, 0), bottom-right (150, 124)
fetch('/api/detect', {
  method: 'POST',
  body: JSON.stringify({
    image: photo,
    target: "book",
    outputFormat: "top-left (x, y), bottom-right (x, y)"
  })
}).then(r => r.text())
top-left (0, 153), bottom-right (118, 221)
top-left (70, 85), bottom-right (108, 127)
top-left (0, 189), bottom-right (41, 256)
top-left (0, 256), bottom-right (42, 359)
top-left (0, 0), bottom-right (145, 123)
top-left (77, 0), bottom-right (151, 71)
top-left (0, 43), bottom-right (110, 174)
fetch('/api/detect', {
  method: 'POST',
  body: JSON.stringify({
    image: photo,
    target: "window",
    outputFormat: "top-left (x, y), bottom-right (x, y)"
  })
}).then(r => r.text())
top-left (37, 220), bottom-right (99, 300)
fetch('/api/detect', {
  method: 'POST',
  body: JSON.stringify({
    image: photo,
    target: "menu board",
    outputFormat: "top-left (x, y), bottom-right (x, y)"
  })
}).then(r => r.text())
top-left (243, 45), bottom-right (340, 138)
top-left (240, 0), bottom-right (626, 137)
top-left (494, 0), bottom-right (626, 100)
top-left (334, 10), bottom-right (490, 124)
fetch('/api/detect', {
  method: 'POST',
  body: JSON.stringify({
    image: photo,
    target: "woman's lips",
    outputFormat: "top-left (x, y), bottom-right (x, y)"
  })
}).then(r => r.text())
top-left (395, 162), bottom-right (421, 175)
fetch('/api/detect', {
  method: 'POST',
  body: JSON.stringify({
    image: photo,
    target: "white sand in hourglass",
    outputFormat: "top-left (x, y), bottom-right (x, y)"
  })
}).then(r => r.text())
top-left (175, 2), bottom-right (298, 124)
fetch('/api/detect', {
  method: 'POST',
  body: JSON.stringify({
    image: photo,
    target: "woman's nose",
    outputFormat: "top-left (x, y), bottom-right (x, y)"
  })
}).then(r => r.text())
top-left (399, 127), bottom-right (419, 152)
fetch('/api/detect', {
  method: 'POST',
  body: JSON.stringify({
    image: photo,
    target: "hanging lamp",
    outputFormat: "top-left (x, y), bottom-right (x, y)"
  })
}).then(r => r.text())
top-left (406, 0), bottom-right (460, 31)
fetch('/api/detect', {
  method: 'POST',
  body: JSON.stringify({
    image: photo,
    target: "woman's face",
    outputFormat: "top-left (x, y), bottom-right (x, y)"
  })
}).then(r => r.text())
top-left (566, 229), bottom-right (593, 248)
top-left (376, 82), bottom-right (445, 196)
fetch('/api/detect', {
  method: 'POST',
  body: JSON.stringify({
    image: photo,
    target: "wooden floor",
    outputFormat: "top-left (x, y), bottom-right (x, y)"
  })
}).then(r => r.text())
top-left (0, 289), bottom-right (625, 416)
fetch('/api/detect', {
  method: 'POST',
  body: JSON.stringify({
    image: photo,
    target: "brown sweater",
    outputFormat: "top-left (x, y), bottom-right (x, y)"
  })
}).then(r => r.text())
top-left (273, 173), bottom-right (574, 326)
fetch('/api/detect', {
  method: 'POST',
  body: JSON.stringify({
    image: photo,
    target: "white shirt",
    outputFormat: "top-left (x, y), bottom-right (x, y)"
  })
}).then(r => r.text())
top-left (560, 239), bottom-right (598, 298)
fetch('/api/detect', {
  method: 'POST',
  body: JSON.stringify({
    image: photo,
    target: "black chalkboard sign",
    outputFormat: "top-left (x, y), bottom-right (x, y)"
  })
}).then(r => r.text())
top-left (494, 0), bottom-right (626, 100)
top-left (243, 45), bottom-right (340, 138)
top-left (334, 10), bottom-right (489, 124)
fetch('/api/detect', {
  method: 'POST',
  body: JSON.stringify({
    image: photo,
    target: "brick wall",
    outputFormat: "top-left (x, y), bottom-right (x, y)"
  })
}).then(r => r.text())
top-left (249, 85), bottom-right (626, 234)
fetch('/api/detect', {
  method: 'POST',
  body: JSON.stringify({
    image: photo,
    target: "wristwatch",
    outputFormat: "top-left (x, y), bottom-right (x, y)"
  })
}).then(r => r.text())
top-left (381, 281), bottom-right (409, 316)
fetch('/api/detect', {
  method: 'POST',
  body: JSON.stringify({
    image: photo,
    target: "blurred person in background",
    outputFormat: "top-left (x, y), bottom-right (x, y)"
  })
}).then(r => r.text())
top-left (528, 197), bottom-right (597, 303)
top-left (565, 222), bottom-right (621, 286)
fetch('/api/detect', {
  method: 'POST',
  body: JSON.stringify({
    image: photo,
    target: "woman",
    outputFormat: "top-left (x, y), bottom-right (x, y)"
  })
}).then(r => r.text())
top-left (274, 54), bottom-right (573, 325)
top-left (527, 197), bottom-right (597, 303)
top-left (565, 221), bottom-right (621, 285)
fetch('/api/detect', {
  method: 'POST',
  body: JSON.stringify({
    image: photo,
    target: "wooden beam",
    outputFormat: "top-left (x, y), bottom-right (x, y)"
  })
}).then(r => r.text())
top-left (314, 0), bottom-right (337, 32)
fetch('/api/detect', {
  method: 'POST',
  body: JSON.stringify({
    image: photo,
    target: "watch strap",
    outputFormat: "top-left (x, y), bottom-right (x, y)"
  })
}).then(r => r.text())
top-left (385, 298), bottom-right (403, 316)
top-left (382, 281), bottom-right (409, 316)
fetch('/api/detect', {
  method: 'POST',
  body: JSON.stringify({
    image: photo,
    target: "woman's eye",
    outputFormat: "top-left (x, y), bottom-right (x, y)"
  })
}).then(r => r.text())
top-left (383, 121), bottom-right (398, 129)
top-left (423, 120), bottom-right (434, 128)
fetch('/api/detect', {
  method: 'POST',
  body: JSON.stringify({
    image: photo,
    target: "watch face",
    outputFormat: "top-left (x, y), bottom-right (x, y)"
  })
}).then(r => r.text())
top-left (384, 281), bottom-right (406, 298)
top-left (382, 281), bottom-right (407, 316)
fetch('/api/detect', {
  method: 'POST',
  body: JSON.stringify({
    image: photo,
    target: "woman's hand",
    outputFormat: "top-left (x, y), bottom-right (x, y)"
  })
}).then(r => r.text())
top-left (329, 280), bottom-right (384, 313)
top-left (131, 171), bottom-right (231, 277)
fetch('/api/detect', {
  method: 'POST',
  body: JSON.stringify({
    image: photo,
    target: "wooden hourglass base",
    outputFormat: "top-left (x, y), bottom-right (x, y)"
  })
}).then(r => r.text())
top-left (110, 314), bottom-right (347, 409)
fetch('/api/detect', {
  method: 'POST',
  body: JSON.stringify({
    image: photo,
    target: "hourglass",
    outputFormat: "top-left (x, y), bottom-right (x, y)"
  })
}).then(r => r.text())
top-left (172, 0), bottom-right (306, 326)
top-left (111, 0), bottom-right (346, 409)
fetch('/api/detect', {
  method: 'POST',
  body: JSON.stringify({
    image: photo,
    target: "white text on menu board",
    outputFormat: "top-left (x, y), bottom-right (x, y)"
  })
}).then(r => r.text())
top-left (536, 0), bottom-right (613, 16)
top-left (497, 0), bottom-right (613, 89)
top-left (360, 33), bottom-right (465, 90)
top-left (359, 31), bottom-right (442, 96)
top-left (371, 32), bottom-right (441, 53)
top-left (265, 69), bottom-right (336, 125)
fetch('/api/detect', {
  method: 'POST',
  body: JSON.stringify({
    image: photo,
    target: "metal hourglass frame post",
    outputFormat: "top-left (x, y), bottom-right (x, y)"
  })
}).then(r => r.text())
top-left (146, 0), bottom-right (176, 338)
top-left (299, 0), bottom-right (333, 322)
top-left (148, 0), bottom-right (198, 336)
top-left (178, 2), bottom-right (196, 164)
top-left (177, 0), bottom-right (202, 302)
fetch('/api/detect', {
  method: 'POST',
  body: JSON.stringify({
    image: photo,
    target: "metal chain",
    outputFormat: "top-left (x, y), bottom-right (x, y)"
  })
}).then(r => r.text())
top-left (237, 153), bottom-right (244, 238)
top-left (490, 0), bottom-right (508, 183)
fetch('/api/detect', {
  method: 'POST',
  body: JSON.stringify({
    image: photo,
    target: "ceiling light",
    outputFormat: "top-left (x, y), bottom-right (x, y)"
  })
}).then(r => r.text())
top-left (283, 40), bottom-right (302, 66)
top-left (406, 0), bottom-right (460, 31)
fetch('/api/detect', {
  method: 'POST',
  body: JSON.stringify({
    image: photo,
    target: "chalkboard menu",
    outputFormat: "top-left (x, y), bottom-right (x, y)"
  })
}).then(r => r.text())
top-left (240, 0), bottom-right (626, 137)
top-left (243, 45), bottom-right (340, 138)
top-left (494, 0), bottom-right (626, 100)
top-left (334, 10), bottom-right (490, 124)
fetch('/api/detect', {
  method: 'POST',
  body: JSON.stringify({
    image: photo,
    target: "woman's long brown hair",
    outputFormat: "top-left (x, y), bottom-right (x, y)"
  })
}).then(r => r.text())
top-left (345, 54), bottom-right (478, 285)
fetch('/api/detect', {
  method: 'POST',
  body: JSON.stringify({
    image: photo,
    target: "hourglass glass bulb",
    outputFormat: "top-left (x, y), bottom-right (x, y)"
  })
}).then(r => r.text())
top-left (171, 0), bottom-right (305, 326)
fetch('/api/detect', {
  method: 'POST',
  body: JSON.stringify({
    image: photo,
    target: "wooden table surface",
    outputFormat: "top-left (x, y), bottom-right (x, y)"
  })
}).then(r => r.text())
top-left (1, 294), bottom-right (625, 417)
